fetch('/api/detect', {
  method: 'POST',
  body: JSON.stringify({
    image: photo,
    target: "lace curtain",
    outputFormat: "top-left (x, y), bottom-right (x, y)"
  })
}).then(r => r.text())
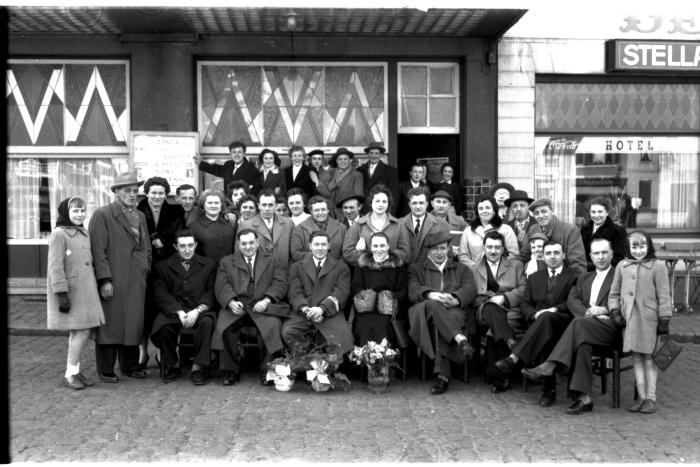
top-left (534, 145), bottom-right (577, 224)
top-left (7, 159), bottom-right (41, 239)
top-left (657, 153), bottom-right (699, 228)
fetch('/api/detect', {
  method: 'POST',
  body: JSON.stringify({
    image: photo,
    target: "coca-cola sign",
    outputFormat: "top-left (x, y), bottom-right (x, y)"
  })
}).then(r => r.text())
top-left (546, 138), bottom-right (580, 152)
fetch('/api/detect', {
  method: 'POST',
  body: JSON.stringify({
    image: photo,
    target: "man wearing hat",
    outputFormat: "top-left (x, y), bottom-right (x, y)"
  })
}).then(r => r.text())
top-left (430, 190), bottom-right (467, 251)
top-left (489, 182), bottom-right (515, 221)
top-left (314, 147), bottom-right (363, 220)
top-left (89, 172), bottom-right (152, 382)
top-left (397, 163), bottom-right (428, 218)
top-left (193, 141), bottom-right (259, 198)
top-left (356, 142), bottom-right (400, 216)
top-left (336, 192), bottom-right (364, 229)
top-left (407, 230), bottom-right (477, 395)
top-left (516, 198), bottom-right (587, 275)
top-left (307, 149), bottom-right (332, 197)
top-left (505, 190), bottom-right (535, 249)
top-left (400, 186), bottom-right (450, 264)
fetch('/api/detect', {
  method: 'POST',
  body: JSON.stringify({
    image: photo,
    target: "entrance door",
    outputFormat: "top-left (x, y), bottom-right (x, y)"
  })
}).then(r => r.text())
top-left (396, 134), bottom-right (459, 184)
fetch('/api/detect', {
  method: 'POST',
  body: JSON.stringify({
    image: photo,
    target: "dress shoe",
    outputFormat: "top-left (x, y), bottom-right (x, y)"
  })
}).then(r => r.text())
top-left (458, 340), bottom-right (475, 359)
top-left (123, 369), bottom-right (147, 379)
top-left (138, 355), bottom-right (150, 371)
top-left (260, 371), bottom-right (274, 386)
top-left (628, 400), bottom-right (645, 412)
top-left (191, 370), bottom-right (207, 386)
top-left (538, 389), bottom-right (556, 407)
top-left (98, 373), bottom-right (120, 383)
top-left (490, 378), bottom-right (510, 393)
top-left (521, 365), bottom-right (553, 382)
top-left (76, 372), bottom-right (95, 387)
top-left (222, 371), bottom-right (240, 386)
top-left (639, 399), bottom-right (657, 414)
top-left (163, 367), bottom-right (179, 383)
top-left (566, 399), bottom-right (593, 415)
top-left (430, 377), bottom-right (449, 395)
top-left (64, 374), bottom-right (86, 390)
top-left (494, 357), bottom-right (516, 374)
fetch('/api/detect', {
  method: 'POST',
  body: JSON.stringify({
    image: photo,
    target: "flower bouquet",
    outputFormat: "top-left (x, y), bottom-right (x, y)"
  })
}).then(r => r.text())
top-left (266, 344), bottom-right (307, 392)
top-left (349, 338), bottom-right (401, 393)
top-left (304, 345), bottom-right (351, 393)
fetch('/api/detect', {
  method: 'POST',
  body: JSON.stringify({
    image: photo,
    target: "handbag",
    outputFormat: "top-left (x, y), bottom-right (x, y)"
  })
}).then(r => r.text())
top-left (353, 289), bottom-right (377, 314)
top-left (652, 336), bottom-right (682, 371)
top-left (377, 290), bottom-right (397, 316)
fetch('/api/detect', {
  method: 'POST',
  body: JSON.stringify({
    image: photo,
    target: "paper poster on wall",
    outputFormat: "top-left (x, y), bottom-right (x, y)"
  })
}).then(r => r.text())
top-left (129, 131), bottom-right (199, 194)
top-left (417, 157), bottom-right (449, 185)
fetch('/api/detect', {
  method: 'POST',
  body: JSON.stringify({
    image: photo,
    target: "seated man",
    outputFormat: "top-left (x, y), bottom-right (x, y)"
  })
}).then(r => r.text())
top-left (213, 229), bottom-right (289, 386)
top-left (525, 232), bottom-right (548, 277)
top-left (429, 190), bottom-right (467, 254)
top-left (290, 196), bottom-right (347, 262)
top-left (493, 240), bottom-right (578, 407)
top-left (470, 231), bottom-right (527, 393)
top-left (282, 231), bottom-right (354, 356)
top-left (151, 229), bottom-right (217, 385)
top-left (408, 231), bottom-right (477, 395)
top-left (522, 238), bottom-right (621, 414)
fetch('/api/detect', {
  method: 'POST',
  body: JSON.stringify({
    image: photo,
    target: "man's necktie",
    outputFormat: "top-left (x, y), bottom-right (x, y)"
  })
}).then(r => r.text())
top-left (247, 257), bottom-right (254, 277)
top-left (316, 261), bottom-right (322, 277)
top-left (547, 269), bottom-right (557, 290)
top-left (414, 218), bottom-right (421, 235)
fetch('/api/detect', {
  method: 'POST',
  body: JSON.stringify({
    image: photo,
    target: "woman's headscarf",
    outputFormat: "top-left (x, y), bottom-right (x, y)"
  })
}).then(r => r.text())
top-left (625, 229), bottom-right (656, 260)
top-left (55, 196), bottom-right (85, 229)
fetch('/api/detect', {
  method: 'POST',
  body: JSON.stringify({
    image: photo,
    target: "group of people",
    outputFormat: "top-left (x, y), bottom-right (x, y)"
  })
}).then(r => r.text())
top-left (46, 141), bottom-right (672, 416)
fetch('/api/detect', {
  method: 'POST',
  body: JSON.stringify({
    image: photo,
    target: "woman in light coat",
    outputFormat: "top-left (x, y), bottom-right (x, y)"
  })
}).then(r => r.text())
top-left (459, 195), bottom-right (518, 269)
top-left (47, 197), bottom-right (105, 390)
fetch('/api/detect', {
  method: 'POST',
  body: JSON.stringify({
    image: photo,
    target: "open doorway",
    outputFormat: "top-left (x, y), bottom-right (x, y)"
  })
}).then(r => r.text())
top-left (396, 134), bottom-right (460, 183)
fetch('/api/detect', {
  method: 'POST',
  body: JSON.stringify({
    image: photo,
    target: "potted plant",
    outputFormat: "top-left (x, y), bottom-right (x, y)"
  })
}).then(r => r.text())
top-left (304, 344), bottom-right (351, 393)
top-left (349, 338), bottom-right (400, 394)
top-left (265, 344), bottom-right (307, 392)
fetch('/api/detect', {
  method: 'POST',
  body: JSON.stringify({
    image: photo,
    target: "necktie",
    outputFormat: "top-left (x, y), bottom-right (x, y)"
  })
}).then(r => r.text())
top-left (247, 257), bottom-right (254, 278)
top-left (414, 218), bottom-right (421, 235)
top-left (547, 269), bottom-right (557, 290)
top-left (316, 261), bottom-right (322, 277)
top-left (181, 259), bottom-right (191, 270)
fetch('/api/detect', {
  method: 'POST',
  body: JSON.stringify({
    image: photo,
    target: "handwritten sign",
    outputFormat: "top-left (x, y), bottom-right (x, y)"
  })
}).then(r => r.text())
top-left (130, 131), bottom-right (199, 194)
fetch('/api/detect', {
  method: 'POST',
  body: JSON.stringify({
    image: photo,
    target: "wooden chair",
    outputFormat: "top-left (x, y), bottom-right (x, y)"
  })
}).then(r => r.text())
top-left (591, 346), bottom-right (637, 408)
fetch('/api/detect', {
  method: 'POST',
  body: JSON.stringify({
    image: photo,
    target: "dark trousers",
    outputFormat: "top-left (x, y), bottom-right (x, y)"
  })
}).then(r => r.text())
top-left (547, 317), bottom-right (621, 395)
top-left (150, 315), bottom-right (215, 369)
top-left (220, 314), bottom-right (270, 372)
top-left (514, 312), bottom-right (572, 367)
top-left (95, 344), bottom-right (140, 375)
top-left (281, 315), bottom-right (324, 352)
top-left (480, 303), bottom-right (515, 343)
top-left (425, 300), bottom-right (466, 378)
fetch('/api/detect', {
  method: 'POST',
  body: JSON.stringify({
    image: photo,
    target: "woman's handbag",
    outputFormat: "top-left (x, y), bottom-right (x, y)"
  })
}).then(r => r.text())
top-left (652, 336), bottom-right (682, 371)
top-left (377, 290), bottom-right (397, 316)
top-left (353, 289), bottom-right (377, 314)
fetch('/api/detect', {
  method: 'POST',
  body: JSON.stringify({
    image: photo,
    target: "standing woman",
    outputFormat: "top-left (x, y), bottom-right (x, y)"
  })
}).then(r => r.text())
top-left (257, 148), bottom-right (286, 196)
top-left (430, 163), bottom-right (464, 216)
top-left (284, 145), bottom-right (315, 199)
top-left (189, 189), bottom-right (236, 264)
top-left (137, 176), bottom-right (185, 370)
top-left (342, 184), bottom-right (411, 267)
top-left (609, 230), bottom-right (672, 414)
top-left (459, 195), bottom-right (519, 269)
top-left (580, 196), bottom-right (627, 271)
top-left (48, 197), bottom-right (105, 389)
top-left (315, 147), bottom-right (364, 219)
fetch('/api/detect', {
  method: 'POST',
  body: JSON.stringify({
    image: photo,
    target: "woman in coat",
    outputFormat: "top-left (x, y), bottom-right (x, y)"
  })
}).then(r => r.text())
top-left (48, 196), bottom-right (105, 389)
top-left (429, 163), bottom-right (464, 216)
top-left (459, 195), bottom-right (519, 269)
top-left (315, 147), bottom-right (364, 219)
top-left (342, 184), bottom-right (411, 267)
top-left (351, 232), bottom-right (407, 346)
top-left (580, 196), bottom-right (627, 271)
top-left (257, 148), bottom-right (286, 197)
top-left (189, 189), bottom-right (236, 264)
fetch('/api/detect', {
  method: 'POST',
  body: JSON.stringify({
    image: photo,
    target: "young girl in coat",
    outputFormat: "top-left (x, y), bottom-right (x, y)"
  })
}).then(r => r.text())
top-left (608, 230), bottom-right (672, 413)
top-left (47, 197), bottom-right (105, 390)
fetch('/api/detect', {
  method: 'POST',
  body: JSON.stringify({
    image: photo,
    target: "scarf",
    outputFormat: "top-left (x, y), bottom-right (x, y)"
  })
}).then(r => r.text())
top-left (55, 197), bottom-right (84, 230)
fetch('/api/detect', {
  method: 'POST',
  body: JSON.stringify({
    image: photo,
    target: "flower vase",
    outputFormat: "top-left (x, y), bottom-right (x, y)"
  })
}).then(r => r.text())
top-left (274, 376), bottom-right (295, 392)
top-left (366, 365), bottom-right (390, 394)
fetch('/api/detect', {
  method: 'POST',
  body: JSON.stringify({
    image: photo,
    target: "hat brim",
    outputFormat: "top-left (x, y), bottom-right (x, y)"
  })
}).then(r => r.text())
top-left (111, 180), bottom-right (144, 192)
top-left (505, 197), bottom-right (534, 207)
top-left (364, 146), bottom-right (386, 154)
top-left (336, 194), bottom-right (365, 208)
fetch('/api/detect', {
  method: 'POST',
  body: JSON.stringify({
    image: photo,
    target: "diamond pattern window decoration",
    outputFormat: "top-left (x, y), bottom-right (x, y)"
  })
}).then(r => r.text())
top-left (535, 82), bottom-right (700, 133)
top-left (198, 62), bottom-right (387, 153)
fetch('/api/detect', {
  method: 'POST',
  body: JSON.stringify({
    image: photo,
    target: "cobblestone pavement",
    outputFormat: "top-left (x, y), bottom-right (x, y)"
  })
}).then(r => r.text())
top-left (9, 333), bottom-right (700, 463)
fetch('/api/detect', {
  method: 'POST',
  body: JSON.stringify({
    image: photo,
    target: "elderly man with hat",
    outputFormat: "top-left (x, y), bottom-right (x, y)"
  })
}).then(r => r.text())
top-left (89, 172), bottom-right (152, 382)
top-left (356, 142), bottom-right (400, 216)
top-left (314, 147), bottom-right (363, 220)
top-left (407, 230), bottom-right (477, 394)
top-left (489, 182), bottom-right (515, 221)
top-left (336, 191), bottom-right (364, 229)
top-left (505, 189), bottom-right (535, 249)
top-left (430, 190), bottom-right (467, 252)
top-left (516, 198), bottom-right (587, 275)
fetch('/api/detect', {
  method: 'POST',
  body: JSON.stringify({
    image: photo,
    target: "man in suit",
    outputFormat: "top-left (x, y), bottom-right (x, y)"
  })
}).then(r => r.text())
top-left (284, 145), bottom-right (315, 199)
top-left (470, 231), bottom-right (527, 393)
top-left (400, 186), bottom-right (449, 264)
top-left (214, 229), bottom-right (289, 386)
top-left (505, 189), bottom-right (535, 249)
top-left (493, 240), bottom-right (578, 407)
top-left (356, 142), bottom-right (400, 216)
top-left (194, 141), bottom-right (259, 198)
top-left (397, 164), bottom-right (427, 217)
top-left (240, 189), bottom-right (294, 268)
top-left (282, 231), bottom-right (354, 356)
top-left (408, 231), bottom-right (477, 395)
top-left (336, 192), bottom-right (364, 230)
top-left (522, 238), bottom-right (621, 414)
top-left (291, 196), bottom-right (347, 262)
top-left (176, 184), bottom-right (199, 227)
top-left (150, 230), bottom-right (217, 385)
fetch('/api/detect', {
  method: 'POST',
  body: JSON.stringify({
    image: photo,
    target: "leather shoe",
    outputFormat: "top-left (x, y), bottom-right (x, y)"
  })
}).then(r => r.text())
top-left (640, 399), bottom-right (657, 414)
top-left (521, 365), bottom-right (553, 382)
top-left (76, 372), bottom-right (94, 387)
top-left (138, 355), bottom-right (150, 371)
top-left (222, 371), bottom-right (240, 386)
top-left (64, 374), bottom-right (86, 390)
top-left (458, 340), bottom-right (475, 359)
top-left (494, 357), bottom-right (516, 374)
top-left (163, 367), bottom-right (179, 383)
top-left (191, 370), bottom-right (207, 386)
top-left (430, 377), bottom-right (449, 395)
top-left (261, 371), bottom-right (274, 386)
top-left (566, 399), bottom-right (593, 415)
top-left (538, 389), bottom-right (556, 407)
top-left (490, 378), bottom-right (510, 393)
top-left (98, 373), bottom-right (119, 383)
top-left (124, 369), bottom-right (147, 379)
top-left (628, 400), bottom-right (645, 412)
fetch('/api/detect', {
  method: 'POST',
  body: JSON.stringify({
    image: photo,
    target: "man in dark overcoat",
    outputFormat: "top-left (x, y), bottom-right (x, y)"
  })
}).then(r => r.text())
top-left (213, 228), bottom-right (289, 386)
top-left (408, 230), bottom-right (477, 395)
top-left (356, 142), bottom-right (400, 216)
top-left (150, 230), bottom-right (217, 385)
top-left (89, 172), bottom-right (151, 382)
top-left (194, 140), bottom-right (260, 198)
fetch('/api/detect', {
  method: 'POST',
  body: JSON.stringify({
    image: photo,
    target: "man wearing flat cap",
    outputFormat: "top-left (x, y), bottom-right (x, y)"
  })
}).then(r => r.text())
top-left (336, 192), bottom-right (364, 230)
top-left (89, 172), bottom-right (152, 382)
top-left (505, 190), bottom-right (535, 249)
top-left (489, 182), bottom-right (515, 221)
top-left (357, 142), bottom-right (400, 216)
top-left (314, 147), bottom-right (363, 220)
top-left (408, 230), bottom-right (477, 395)
top-left (516, 198), bottom-right (587, 276)
top-left (430, 190), bottom-right (467, 252)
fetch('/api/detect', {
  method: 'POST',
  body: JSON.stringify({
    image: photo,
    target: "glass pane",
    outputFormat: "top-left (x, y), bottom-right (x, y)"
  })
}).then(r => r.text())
top-left (429, 97), bottom-right (456, 127)
top-left (401, 66), bottom-right (427, 96)
top-left (430, 67), bottom-right (454, 95)
top-left (401, 97), bottom-right (427, 127)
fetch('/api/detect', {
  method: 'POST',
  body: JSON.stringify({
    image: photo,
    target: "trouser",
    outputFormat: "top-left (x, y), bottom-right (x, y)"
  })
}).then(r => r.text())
top-left (280, 315), bottom-right (325, 352)
top-left (95, 343), bottom-right (140, 375)
top-left (150, 316), bottom-right (215, 369)
top-left (425, 300), bottom-right (465, 378)
top-left (480, 303), bottom-right (515, 343)
top-left (220, 314), bottom-right (270, 372)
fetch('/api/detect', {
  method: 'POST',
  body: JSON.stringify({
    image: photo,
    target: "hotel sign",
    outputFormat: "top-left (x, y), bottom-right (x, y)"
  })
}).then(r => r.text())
top-left (606, 40), bottom-right (700, 72)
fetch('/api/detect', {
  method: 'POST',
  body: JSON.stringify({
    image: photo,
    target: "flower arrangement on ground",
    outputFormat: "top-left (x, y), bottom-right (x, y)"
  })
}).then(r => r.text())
top-left (304, 344), bottom-right (351, 392)
top-left (265, 344), bottom-right (308, 391)
top-left (349, 338), bottom-right (401, 393)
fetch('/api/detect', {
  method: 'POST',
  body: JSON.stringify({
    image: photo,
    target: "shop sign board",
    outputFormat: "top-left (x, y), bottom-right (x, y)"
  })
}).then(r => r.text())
top-left (130, 131), bottom-right (199, 195)
top-left (417, 157), bottom-right (449, 185)
top-left (606, 40), bottom-right (700, 72)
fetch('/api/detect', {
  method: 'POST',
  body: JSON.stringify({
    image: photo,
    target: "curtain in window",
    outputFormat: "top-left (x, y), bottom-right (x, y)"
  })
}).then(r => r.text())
top-left (6, 159), bottom-right (41, 239)
top-left (657, 153), bottom-right (699, 228)
top-left (534, 142), bottom-right (577, 224)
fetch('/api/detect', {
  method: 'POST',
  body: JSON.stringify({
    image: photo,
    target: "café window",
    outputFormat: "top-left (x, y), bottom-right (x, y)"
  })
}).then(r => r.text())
top-left (6, 59), bottom-right (130, 241)
top-left (398, 63), bottom-right (459, 133)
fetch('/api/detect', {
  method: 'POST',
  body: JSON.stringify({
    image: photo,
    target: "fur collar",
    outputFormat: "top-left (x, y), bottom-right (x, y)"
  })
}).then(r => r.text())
top-left (357, 251), bottom-right (403, 269)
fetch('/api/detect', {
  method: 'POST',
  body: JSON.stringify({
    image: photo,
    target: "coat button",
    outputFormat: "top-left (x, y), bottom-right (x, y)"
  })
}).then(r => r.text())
top-left (85, 261), bottom-right (90, 265)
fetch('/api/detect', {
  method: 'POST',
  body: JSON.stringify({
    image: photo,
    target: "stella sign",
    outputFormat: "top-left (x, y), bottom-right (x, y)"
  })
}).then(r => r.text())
top-left (606, 40), bottom-right (700, 72)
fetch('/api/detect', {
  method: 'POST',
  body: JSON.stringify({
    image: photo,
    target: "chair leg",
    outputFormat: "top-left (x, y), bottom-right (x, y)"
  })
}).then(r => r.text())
top-left (600, 357), bottom-right (608, 395)
top-left (419, 349), bottom-right (427, 381)
top-left (462, 358), bottom-right (469, 383)
top-left (401, 351), bottom-right (408, 381)
top-left (612, 350), bottom-right (621, 409)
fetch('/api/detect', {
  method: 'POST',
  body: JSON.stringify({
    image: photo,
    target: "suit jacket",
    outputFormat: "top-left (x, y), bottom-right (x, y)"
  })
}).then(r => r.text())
top-left (150, 253), bottom-right (217, 335)
top-left (580, 216), bottom-right (627, 271)
top-left (508, 215), bottom-right (536, 249)
top-left (213, 250), bottom-right (289, 352)
top-left (284, 163), bottom-right (315, 199)
top-left (287, 255), bottom-right (354, 354)
top-left (357, 160), bottom-right (400, 216)
top-left (399, 213), bottom-right (450, 264)
top-left (240, 214), bottom-right (294, 268)
top-left (397, 180), bottom-right (427, 218)
top-left (257, 168), bottom-right (286, 197)
top-left (517, 216), bottom-right (587, 275)
top-left (520, 266), bottom-right (578, 322)
top-left (567, 268), bottom-right (615, 319)
top-left (199, 158), bottom-right (259, 196)
top-left (137, 198), bottom-right (185, 264)
top-left (472, 256), bottom-right (526, 309)
top-left (290, 216), bottom-right (347, 262)
top-left (430, 180), bottom-right (464, 214)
